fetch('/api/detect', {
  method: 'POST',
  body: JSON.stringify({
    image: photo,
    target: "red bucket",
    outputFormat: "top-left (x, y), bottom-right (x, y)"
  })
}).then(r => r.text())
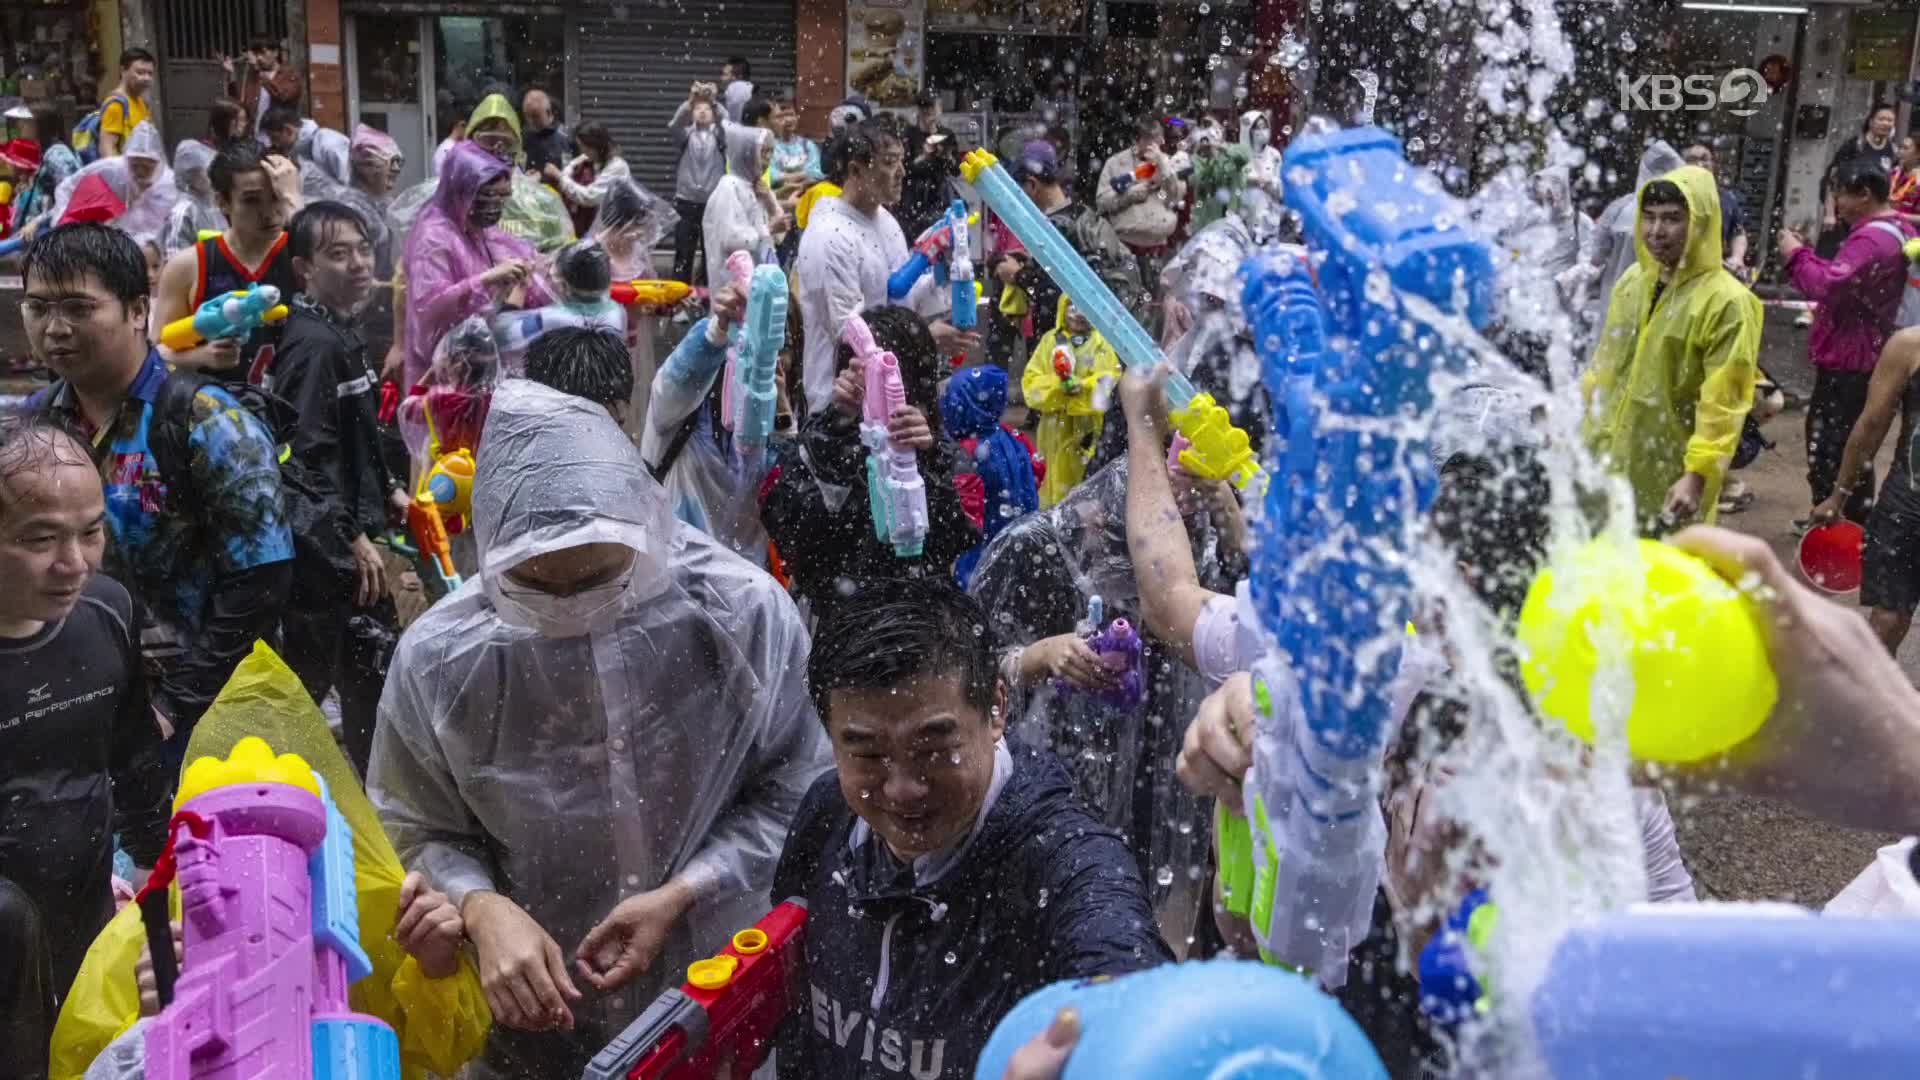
top-left (1798, 521), bottom-right (1865, 594)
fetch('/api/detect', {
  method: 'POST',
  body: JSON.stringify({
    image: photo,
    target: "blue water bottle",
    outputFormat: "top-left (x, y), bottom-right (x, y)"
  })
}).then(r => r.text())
top-left (972, 960), bottom-right (1387, 1079)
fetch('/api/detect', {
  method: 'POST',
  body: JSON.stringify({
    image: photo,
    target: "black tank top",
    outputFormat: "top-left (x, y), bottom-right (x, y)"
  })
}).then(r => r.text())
top-left (193, 232), bottom-right (296, 386)
top-left (1897, 372), bottom-right (1920, 490)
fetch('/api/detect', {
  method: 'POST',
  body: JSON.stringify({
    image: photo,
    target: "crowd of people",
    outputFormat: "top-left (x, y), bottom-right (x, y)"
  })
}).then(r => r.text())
top-left (1, 34), bottom-right (1918, 1080)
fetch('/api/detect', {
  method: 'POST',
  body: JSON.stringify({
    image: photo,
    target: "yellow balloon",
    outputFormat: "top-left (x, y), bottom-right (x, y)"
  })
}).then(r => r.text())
top-left (1517, 538), bottom-right (1776, 763)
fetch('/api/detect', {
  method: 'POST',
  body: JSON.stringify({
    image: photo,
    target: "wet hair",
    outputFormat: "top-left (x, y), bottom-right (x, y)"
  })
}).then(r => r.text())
top-left (725, 56), bottom-right (751, 80)
top-left (822, 131), bottom-right (853, 184)
top-left (0, 412), bottom-right (93, 518)
top-left (553, 240), bottom-right (612, 295)
top-left (524, 326), bottom-right (633, 413)
top-left (1135, 115), bottom-right (1163, 140)
top-left (915, 90), bottom-right (938, 111)
top-left (834, 119), bottom-right (901, 177)
top-left (248, 34), bottom-right (279, 54)
top-left (287, 200), bottom-right (369, 261)
top-left (260, 105), bottom-right (301, 136)
top-left (807, 576), bottom-right (999, 726)
top-left (209, 139), bottom-right (269, 197)
top-left (207, 97), bottom-right (248, 142)
top-left (1640, 179), bottom-right (1686, 211)
top-left (833, 305), bottom-right (943, 432)
top-left (24, 223), bottom-right (150, 305)
top-left (1835, 163), bottom-right (1892, 203)
top-left (742, 97), bottom-right (775, 129)
top-left (575, 120), bottom-right (614, 161)
top-left (29, 104), bottom-right (68, 150)
top-left (119, 48), bottom-right (155, 70)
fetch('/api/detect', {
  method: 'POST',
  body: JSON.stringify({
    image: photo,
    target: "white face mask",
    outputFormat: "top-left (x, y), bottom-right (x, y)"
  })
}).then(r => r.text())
top-left (1251, 126), bottom-right (1271, 150)
top-left (488, 562), bottom-right (634, 638)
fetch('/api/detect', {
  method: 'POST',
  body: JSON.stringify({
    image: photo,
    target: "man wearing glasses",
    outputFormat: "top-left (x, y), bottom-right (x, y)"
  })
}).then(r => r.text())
top-left (24, 223), bottom-right (292, 750)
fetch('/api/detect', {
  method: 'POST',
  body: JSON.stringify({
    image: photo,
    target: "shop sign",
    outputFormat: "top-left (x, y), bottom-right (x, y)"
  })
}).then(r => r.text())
top-left (1850, 10), bottom-right (1914, 82)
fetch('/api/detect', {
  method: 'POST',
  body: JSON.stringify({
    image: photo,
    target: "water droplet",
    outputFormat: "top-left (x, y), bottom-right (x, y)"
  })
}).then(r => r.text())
top-left (944, 950), bottom-right (958, 965)
top-left (1037, 887), bottom-right (1050, 908)
top-left (1618, 32), bottom-right (1636, 53)
top-left (1156, 866), bottom-right (1175, 887)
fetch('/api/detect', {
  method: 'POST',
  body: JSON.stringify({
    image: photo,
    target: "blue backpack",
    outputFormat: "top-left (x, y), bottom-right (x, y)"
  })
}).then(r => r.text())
top-left (71, 93), bottom-right (129, 164)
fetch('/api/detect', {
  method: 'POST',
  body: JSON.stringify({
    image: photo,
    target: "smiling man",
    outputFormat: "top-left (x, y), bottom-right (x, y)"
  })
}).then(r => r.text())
top-left (773, 577), bottom-right (1170, 1080)
top-left (0, 415), bottom-right (168, 1077)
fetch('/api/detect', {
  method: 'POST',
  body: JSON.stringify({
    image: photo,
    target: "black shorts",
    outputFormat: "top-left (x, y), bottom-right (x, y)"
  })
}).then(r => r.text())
top-left (1861, 475), bottom-right (1920, 613)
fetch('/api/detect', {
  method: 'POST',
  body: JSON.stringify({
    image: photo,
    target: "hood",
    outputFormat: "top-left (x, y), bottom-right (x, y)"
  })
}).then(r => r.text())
top-left (431, 140), bottom-right (511, 226)
top-left (59, 171), bottom-right (126, 225)
top-left (1530, 165), bottom-right (1573, 222)
top-left (304, 126), bottom-right (353, 187)
top-left (351, 123), bottom-right (400, 163)
top-left (173, 139), bottom-right (216, 197)
top-left (941, 364), bottom-right (1008, 439)
top-left (124, 121), bottom-right (164, 164)
top-left (1238, 109), bottom-right (1270, 146)
top-left (473, 379), bottom-right (678, 595)
top-left (1634, 163), bottom-right (1723, 284)
top-left (589, 176), bottom-right (681, 255)
top-left (722, 122), bottom-right (771, 179)
top-left (1636, 140), bottom-right (1684, 191)
top-left (467, 93), bottom-right (523, 145)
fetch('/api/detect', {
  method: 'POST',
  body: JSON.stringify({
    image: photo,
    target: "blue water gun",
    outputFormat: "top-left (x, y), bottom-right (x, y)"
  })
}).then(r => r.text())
top-left (886, 199), bottom-right (978, 335)
top-left (959, 149), bottom-right (1258, 488)
top-left (159, 285), bottom-right (291, 352)
top-left (722, 250), bottom-right (789, 462)
top-left (1227, 125), bottom-right (1494, 983)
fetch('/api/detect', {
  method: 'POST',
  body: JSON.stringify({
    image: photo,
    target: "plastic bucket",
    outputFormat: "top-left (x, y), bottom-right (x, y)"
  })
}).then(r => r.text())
top-left (1798, 521), bottom-right (1865, 594)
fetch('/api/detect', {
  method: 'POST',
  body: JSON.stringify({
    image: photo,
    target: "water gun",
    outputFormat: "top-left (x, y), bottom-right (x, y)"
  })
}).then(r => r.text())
top-left (611, 278), bottom-right (692, 309)
top-left (582, 899), bottom-right (808, 1080)
top-left (844, 313), bottom-right (930, 558)
top-left (972, 960), bottom-right (1387, 1079)
top-left (159, 285), bottom-right (290, 352)
top-left (886, 198), bottom-right (978, 333)
top-left (1051, 344), bottom-right (1079, 393)
top-left (959, 148), bottom-right (1258, 489)
top-left (718, 250), bottom-right (789, 462)
top-left (409, 447), bottom-right (473, 593)
top-left (1414, 893), bottom-right (1920, 1078)
top-left (1223, 125), bottom-right (1494, 984)
top-left (138, 737), bottom-right (400, 1078)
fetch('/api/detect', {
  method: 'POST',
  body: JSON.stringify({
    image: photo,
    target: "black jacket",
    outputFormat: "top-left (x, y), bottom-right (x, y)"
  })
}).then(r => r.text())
top-left (772, 744), bottom-right (1172, 1080)
top-left (759, 407), bottom-right (979, 628)
top-left (270, 301), bottom-right (402, 537)
top-left (1009, 199), bottom-right (1143, 333)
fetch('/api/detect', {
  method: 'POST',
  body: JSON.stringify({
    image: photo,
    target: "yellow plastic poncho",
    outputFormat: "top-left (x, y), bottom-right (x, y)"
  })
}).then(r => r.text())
top-left (468, 93), bottom-right (576, 253)
top-left (50, 643), bottom-right (491, 1080)
top-left (1582, 163), bottom-right (1761, 535)
top-left (1024, 296), bottom-right (1122, 507)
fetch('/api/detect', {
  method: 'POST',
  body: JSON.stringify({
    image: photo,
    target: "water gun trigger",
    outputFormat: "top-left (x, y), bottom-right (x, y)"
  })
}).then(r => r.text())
top-left (1170, 393), bottom-right (1258, 489)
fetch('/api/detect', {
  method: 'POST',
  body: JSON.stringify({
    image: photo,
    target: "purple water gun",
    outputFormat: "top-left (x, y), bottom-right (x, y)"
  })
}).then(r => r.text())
top-left (139, 736), bottom-right (399, 1079)
top-left (1053, 595), bottom-right (1146, 710)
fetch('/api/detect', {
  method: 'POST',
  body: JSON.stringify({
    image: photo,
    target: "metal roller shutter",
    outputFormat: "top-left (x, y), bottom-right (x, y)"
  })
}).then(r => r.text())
top-left (571, 1), bottom-right (797, 198)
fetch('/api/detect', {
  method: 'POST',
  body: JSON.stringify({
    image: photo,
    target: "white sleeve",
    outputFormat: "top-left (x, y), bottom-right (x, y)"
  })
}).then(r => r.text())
top-left (1192, 591), bottom-right (1245, 685)
top-left (1636, 786), bottom-right (1698, 903)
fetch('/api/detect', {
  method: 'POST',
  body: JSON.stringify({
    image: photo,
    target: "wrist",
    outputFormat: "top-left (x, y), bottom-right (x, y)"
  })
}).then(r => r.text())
top-left (661, 875), bottom-right (698, 916)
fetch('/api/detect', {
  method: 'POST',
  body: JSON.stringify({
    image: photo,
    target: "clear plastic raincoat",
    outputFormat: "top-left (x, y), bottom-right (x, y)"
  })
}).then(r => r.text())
top-left (589, 178), bottom-right (681, 425)
top-left (702, 123), bottom-right (777, 294)
top-left (52, 121), bottom-right (176, 243)
top-left (160, 140), bottom-right (226, 260)
top-left (399, 141), bottom-right (554, 389)
top-left (966, 459), bottom-right (1224, 948)
top-left (638, 317), bottom-right (772, 565)
top-left (368, 380), bottom-right (831, 1078)
top-left (466, 93), bottom-right (574, 253)
top-left (1583, 164), bottom-right (1762, 534)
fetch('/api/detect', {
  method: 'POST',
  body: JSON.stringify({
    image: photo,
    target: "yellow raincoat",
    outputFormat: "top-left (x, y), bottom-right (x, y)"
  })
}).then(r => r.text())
top-left (49, 643), bottom-right (491, 1080)
top-left (467, 93), bottom-right (576, 253)
top-left (1024, 296), bottom-right (1122, 506)
top-left (1582, 164), bottom-right (1761, 535)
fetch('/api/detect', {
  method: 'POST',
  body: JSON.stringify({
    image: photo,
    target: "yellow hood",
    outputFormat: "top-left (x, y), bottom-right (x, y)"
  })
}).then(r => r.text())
top-left (467, 93), bottom-right (523, 144)
top-left (1634, 164), bottom-right (1723, 285)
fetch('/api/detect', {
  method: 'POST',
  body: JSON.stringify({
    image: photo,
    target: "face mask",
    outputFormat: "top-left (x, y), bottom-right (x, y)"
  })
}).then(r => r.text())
top-left (1251, 127), bottom-right (1271, 150)
top-left (470, 201), bottom-right (505, 228)
top-left (488, 563), bottom-right (633, 638)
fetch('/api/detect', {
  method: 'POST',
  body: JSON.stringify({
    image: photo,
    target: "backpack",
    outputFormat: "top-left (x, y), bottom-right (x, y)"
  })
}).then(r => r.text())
top-left (1865, 218), bottom-right (1920, 329)
top-left (147, 372), bottom-right (360, 610)
top-left (71, 93), bottom-right (129, 165)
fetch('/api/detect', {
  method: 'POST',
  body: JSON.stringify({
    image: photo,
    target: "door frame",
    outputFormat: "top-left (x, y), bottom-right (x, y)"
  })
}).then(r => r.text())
top-left (343, 12), bottom-right (438, 177)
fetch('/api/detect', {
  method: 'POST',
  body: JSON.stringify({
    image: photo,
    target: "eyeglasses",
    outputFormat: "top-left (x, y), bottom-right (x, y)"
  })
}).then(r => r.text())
top-left (21, 297), bottom-right (104, 326)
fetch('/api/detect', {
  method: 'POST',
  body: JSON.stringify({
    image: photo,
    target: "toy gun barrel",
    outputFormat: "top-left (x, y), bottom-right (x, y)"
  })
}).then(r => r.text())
top-left (0, 233), bottom-right (24, 259)
top-left (887, 250), bottom-right (934, 303)
top-left (731, 261), bottom-right (788, 453)
top-left (946, 198), bottom-right (977, 331)
top-left (408, 500), bottom-right (462, 591)
top-left (159, 285), bottom-right (290, 352)
top-left (583, 900), bottom-right (809, 1080)
top-left (610, 279), bottom-right (692, 308)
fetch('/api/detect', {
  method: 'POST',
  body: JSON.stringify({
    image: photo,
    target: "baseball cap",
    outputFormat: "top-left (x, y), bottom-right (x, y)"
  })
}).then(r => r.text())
top-left (3, 103), bottom-right (31, 121)
top-left (1019, 139), bottom-right (1058, 181)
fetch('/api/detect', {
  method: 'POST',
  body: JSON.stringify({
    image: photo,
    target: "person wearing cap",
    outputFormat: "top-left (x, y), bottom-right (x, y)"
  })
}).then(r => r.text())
top-left (898, 91), bottom-right (960, 239)
top-left (991, 139), bottom-right (1142, 350)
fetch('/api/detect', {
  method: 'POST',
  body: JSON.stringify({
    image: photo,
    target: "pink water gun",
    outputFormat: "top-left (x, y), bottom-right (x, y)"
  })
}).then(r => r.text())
top-left (842, 313), bottom-right (929, 558)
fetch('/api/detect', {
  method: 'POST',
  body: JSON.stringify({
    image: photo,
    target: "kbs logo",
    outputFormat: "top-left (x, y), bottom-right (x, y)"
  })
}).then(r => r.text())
top-left (1618, 68), bottom-right (1771, 117)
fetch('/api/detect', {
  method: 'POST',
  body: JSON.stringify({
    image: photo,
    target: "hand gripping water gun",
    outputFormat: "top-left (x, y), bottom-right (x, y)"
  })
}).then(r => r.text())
top-left (611, 278), bottom-right (693, 309)
top-left (718, 250), bottom-right (789, 462)
top-left (1223, 124), bottom-right (1495, 984)
top-left (1053, 596), bottom-right (1145, 710)
top-left (887, 199), bottom-right (979, 337)
top-left (159, 285), bottom-right (291, 352)
top-left (583, 899), bottom-right (807, 1080)
top-left (408, 447), bottom-right (473, 593)
top-left (138, 737), bottom-right (400, 1078)
top-left (971, 960), bottom-right (1387, 1079)
top-left (844, 313), bottom-right (930, 558)
top-left (959, 148), bottom-right (1258, 489)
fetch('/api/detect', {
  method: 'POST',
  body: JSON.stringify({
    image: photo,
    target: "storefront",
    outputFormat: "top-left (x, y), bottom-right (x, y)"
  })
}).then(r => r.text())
top-left (342, 1), bottom-right (794, 195)
top-left (152, 0), bottom-right (287, 151)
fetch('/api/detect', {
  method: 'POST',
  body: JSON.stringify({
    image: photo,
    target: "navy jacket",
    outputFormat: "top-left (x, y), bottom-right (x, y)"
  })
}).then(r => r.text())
top-left (773, 743), bottom-right (1172, 1080)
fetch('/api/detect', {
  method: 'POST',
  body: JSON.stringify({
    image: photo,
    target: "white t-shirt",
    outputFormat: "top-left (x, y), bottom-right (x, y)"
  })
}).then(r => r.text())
top-left (1190, 581), bottom-right (1698, 903)
top-left (793, 194), bottom-right (939, 413)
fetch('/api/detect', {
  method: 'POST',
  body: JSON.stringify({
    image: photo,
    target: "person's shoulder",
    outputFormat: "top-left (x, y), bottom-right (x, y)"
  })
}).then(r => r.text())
top-left (668, 523), bottom-right (804, 622)
top-left (72, 574), bottom-right (135, 641)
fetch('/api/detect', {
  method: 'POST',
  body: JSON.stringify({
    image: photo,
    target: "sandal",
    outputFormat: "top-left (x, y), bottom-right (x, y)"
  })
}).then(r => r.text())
top-left (1718, 489), bottom-right (1756, 515)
